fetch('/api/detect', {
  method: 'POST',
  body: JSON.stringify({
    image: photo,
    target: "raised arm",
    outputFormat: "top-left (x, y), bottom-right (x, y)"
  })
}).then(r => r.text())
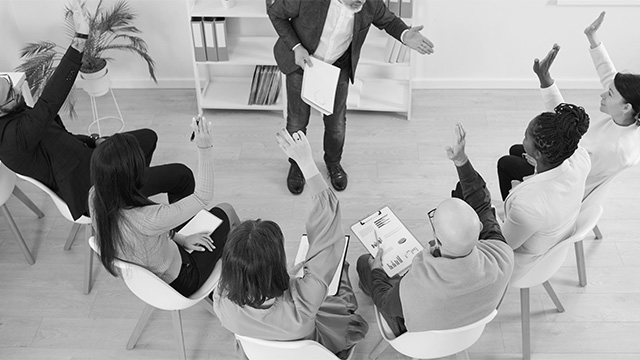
top-left (585, 11), bottom-right (617, 90)
top-left (534, 44), bottom-right (565, 112)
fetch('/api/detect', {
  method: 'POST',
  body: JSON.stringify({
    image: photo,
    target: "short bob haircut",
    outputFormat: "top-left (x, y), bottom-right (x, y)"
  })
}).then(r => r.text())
top-left (217, 219), bottom-right (290, 308)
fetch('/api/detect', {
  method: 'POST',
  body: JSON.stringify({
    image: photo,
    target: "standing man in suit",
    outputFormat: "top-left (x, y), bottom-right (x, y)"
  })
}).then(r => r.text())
top-left (0, 0), bottom-right (195, 221)
top-left (268, 0), bottom-right (434, 194)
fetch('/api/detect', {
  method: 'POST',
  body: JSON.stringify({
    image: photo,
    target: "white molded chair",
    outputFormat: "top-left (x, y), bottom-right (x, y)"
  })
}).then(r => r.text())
top-left (16, 173), bottom-right (94, 293)
top-left (369, 306), bottom-right (497, 360)
top-left (0, 162), bottom-right (45, 264)
top-left (88, 236), bottom-right (221, 360)
top-left (510, 205), bottom-right (603, 360)
top-left (235, 334), bottom-right (355, 360)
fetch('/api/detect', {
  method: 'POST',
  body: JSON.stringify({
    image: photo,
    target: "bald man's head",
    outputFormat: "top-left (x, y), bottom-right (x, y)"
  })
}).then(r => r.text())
top-left (431, 198), bottom-right (482, 258)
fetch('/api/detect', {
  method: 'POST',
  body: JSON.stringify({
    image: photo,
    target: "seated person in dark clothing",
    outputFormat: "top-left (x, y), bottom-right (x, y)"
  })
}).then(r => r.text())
top-left (356, 123), bottom-right (514, 336)
top-left (0, 0), bottom-right (193, 220)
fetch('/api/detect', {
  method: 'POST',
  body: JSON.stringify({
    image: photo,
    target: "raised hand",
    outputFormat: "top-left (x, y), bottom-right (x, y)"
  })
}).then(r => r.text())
top-left (445, 123), bottom-right (468, 167)
top-left (533, 43), bottom-right (560, 88)
top-left (584, 11), bottom-right (605, 48)
top-left (403, 25), bottom-right (435, 55)
top-left (276, 129), bottom-right (319, 178)
top-left (70, 0), bottom-right (90, 35)
top-left (192, 115), bottom-right (214, 149)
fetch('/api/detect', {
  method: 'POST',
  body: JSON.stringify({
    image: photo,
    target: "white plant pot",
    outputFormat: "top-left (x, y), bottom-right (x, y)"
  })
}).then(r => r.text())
top-left (80, 66), bottom-right (111, 97)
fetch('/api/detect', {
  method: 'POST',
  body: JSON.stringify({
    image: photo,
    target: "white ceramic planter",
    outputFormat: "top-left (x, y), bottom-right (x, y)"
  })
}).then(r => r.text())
top-left (80, 66), bottom-right (111, 97)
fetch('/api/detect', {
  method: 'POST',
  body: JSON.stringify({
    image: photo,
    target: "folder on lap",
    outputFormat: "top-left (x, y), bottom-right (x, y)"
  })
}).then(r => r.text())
top-left (294, 234), bottom-right (350, 297)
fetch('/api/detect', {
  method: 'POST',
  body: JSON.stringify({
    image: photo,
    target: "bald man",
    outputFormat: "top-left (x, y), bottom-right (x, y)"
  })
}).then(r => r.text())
top-left (356, 124), bottom-right (514, 336)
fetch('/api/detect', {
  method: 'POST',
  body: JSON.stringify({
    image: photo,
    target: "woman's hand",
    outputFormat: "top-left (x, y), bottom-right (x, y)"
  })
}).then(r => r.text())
top-left (533, 43), bottom-right (560, 89)
top-left (181, 232), bottom-right (215, 252)
top-left (70, 0), bottom-right (90, 35)
top-left (584, 11), bottom-right (605, 49)
top-left (192, 115), bottom-right (213, 149)
top-left (445, 123), bottom-right (469, 167)
top-left (403, 25), bottom-right (435, 55)
top-left (276, 129), bottom-right (319, 178)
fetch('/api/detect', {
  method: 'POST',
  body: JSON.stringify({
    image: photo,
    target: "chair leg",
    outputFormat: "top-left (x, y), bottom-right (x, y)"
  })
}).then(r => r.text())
top-left (368, 337), bottom-right (389, 360)
top-left (520, 288), bottom-right (531, 360)
top-left (593, 225), bottom-right (603, 240)
top-left (171, 310), bottom-right (187, 360)
top-left (574, 240), bottom-right (587, 287)
top-left (127, 304), bottom-right (154, 350)
top-left (64, 223), bottom-right (81, 251)
top-left (12, 186), bottom-right (45, 218)
top-left (542, 281), bottom-right (565, 313)
top-left (1, 205), bottom-right (35, 265)
top-left (84, 224), bottom-right (94, 295)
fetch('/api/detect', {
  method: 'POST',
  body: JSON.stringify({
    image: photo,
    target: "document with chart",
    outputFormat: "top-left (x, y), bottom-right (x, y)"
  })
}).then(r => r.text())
top-left (351, 206), bottom-right (423, 277)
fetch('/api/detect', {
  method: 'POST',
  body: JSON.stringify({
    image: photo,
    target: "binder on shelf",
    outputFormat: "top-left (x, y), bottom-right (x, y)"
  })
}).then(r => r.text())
top-left (398, 44), bottom-right (409, 63)
top-left (347, 78), bottom-right (363, 108)
top-left (190, 17), bottom-right (206, 62)
top-left (399, 0), bottom-right (413, 18)
top-left (203, 17), bottom-right (218, 62)
top-left (388, 0), bottom-right (400, 16)
top-left (248, 65), bottom-right (260, 105)
top-left (214, 17), bottom-right (228, 61)
top-left (389, 39), bottom-right (401, 63)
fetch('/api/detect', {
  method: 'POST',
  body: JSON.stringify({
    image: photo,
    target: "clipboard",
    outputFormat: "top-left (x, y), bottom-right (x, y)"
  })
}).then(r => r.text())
top-left (294, 234), bottom-right (350, 297)
top-left (351, 206), bottom-right (423, 277)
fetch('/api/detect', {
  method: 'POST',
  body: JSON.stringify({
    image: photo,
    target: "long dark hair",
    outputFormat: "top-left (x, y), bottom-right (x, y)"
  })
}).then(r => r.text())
top-left (218, 219), bottom-right (290, 308)
top-left (90, 133), bottom-right (154, 276)
top-left (614, 72), bottom-right (640, 125)
top-left (531, 103), bottom-right (590, 167)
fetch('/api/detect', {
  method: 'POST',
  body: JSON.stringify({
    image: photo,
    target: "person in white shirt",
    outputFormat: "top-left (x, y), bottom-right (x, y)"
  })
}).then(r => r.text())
top-left (502, 103), bottom-right (591, 282)
top-left (267, 0), bottom-right (434, 194)
top-left (497, 11), bottom-right (640, 201)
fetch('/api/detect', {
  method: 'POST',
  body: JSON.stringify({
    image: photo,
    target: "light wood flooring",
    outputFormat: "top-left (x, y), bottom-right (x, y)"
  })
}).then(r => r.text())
top-left (1, 88), bottom-right (639, 360)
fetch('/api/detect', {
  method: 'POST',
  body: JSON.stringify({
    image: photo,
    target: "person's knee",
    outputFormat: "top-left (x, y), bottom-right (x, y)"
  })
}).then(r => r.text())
top-left (356, 254), bottom-right (372, 275)
top-left (214, 202), bottom-right (241, 229)
top-left (497, 155), bottom-right (509, 172)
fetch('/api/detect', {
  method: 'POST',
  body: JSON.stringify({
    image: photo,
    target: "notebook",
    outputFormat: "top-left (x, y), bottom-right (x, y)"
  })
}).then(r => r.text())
top-left (294, 234), bottom-right (350, 296)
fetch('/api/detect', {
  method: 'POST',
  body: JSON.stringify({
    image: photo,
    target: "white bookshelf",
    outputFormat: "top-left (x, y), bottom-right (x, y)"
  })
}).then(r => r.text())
top-left (186, 0), bottom-right (414, 119)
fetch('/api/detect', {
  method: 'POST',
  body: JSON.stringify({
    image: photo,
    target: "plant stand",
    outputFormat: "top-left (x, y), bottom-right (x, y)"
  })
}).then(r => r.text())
top-left (87, 88), bottom-right (125, 136)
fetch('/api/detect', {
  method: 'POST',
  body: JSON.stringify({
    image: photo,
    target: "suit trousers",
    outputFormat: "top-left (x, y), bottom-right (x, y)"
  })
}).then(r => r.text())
top-left (285, 50), bottom-right (352, 166)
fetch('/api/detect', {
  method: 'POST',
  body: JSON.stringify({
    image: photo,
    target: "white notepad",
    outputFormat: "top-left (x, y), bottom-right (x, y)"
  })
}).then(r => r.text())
top-left (294, 234), bottom-right (350, 297)
top-left (178, 210), bottom-right (222, 253)
top-left (301, 59), bottom-right (340, 116)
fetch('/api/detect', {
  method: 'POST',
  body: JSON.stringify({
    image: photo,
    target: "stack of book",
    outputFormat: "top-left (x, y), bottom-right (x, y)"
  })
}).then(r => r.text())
top-left (385, 0), bottom-right (413, 18)
top-left (384, 37), bottom-right (410, 63)
top-left (248, 65), bottom-right (282, 105)
top-left (190, 17), bottom-right (228, 62)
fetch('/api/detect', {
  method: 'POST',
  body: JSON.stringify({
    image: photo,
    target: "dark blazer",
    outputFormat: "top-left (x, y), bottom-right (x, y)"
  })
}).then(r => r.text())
top-left (267, 0), bottom-right (409, 82)
top-left (0, 46), bottom-right (92, 220)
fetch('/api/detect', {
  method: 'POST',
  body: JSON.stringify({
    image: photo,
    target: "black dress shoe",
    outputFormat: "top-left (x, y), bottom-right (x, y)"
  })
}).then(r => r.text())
top-left (327, 163), bottom-right (348, 191)
top-left (287, 162), bottom-right (305, 195)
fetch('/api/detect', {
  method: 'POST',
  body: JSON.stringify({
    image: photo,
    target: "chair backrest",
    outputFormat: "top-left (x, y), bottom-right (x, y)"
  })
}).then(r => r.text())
top-left (16, 173), bottom-right (91, 224)
top-left (375, 306), bottom-right (497, 359)
top-left (88, 236), bottom-right (220, 311)
top-left (234, 334), bottom-right (352, 360)
top-left (0, 162), bottom-right (17, 205)
top-left (510, 205), bottom-right (604, 289)
top-left (582, 175), bottom-right (617, 210)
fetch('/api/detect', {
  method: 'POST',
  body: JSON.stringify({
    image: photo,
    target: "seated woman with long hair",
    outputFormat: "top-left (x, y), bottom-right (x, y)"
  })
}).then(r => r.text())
top-left (503, 103), bottom-right (591, 281)
top-left (212, 130), bottom-right (368, 360)
top-left (498, 11), bottom-right (640, 201)
top-left (89, 118), bottom-right (239, 297)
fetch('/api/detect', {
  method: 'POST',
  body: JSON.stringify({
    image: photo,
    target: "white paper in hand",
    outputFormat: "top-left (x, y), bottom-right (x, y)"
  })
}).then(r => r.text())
top-left (301, 59), bottom-right (340, 116)
top-left (294, 234), bottom-right (349, 297)
top-left (178, 210), bottom-right (222, 237)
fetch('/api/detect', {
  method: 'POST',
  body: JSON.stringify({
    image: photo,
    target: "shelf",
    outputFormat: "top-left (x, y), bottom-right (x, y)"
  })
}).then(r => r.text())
top-left (349, 79), bottom-right (409, 112)
top-left (194, 36), bottom-right (278, 65)
top-left (191, 0), bottom-right (267, 17)
top-left (200, 77), bottom-right (283, 110)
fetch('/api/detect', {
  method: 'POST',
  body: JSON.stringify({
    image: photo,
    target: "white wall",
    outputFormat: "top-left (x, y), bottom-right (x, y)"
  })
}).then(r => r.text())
top-left (1, 0), bottom-right (639, 90)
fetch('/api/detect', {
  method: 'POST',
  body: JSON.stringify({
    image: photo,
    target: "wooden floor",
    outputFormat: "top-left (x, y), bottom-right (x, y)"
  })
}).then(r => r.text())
top-left (1, 88), bottom-right (639, 360)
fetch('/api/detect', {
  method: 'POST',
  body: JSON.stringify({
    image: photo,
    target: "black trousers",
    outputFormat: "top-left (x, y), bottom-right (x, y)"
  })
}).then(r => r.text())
top-left (497, 144), bottom-right (535, 200)
top-left (169, 207), bottom-right (231, 297)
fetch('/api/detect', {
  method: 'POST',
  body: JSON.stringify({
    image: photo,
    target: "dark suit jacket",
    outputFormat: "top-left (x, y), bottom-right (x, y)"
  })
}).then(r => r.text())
top-left (267, 0), bottom-right (409, 82)
top-left (0, 46), bottom-right (92, 220)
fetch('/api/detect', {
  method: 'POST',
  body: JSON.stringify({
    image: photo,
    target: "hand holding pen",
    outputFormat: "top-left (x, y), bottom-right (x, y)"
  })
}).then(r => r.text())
top-left (368, 229), bottom-right (384, 270)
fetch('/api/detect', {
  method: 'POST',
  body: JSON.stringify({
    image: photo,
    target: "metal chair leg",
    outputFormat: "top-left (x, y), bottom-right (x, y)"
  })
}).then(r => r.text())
top-left (593, 225), bottom-right (603, 239)
top-left (1, 204), bottom-right (35, 265)
top-left (127, 304), bottom-right (154, 350)
top-left (542, 281), bottom-right (565, 313)
top-left (12, 186), bottom-right (44, 218)
top-left (171, 310), bottom-right (187, 360)
top-left (64, 223), bottom-right (81, 251)
top-left (368, 337), bottom-right (389, 360)
top-left (574, 241), bottom-right (587, 287)
top-left (84, 225), bottom-right (94, 295)
top-left (520, 288), bottom-right (531, 360)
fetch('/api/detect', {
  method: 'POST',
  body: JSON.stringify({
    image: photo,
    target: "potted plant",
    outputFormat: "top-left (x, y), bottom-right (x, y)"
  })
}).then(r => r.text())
top-left (16, 0), bottom-right (157, 117)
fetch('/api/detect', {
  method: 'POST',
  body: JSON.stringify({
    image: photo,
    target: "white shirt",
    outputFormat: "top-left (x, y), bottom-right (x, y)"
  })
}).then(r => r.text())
top-left (504, 147), bottom-right (591, 282)
top-left (313, 0), bottom-right (356, 64)
top-left (540, 43), bottom-right (640, 198)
